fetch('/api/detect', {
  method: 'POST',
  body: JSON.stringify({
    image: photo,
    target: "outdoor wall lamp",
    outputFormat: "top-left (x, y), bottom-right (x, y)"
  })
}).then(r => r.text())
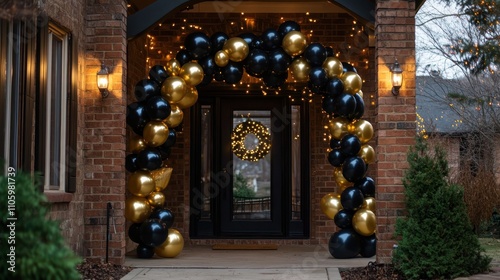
top-left (96, 64), bottom-right (109, 98)
top-left (390, 59), bottom-right (403, 96)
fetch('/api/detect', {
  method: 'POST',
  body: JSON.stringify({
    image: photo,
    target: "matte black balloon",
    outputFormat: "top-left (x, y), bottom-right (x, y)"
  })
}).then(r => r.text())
top-left (246, 49), bottom-right (269, 77)
top-left (210, 32), bottom-right (229, 53)
top-left (137, 148), bottom-right (162, 171)
top-left (360, 234), bottom-right (377, 258)
top-left (176, 49), bottom-right (192, 66)
top-left (149, 65), bottom-right (169, 86)
top-left (150, 208), bottom-right (175, 229)
top-left (145, 96), bottom-right (171, 120)
top-left (334, 93), bottom-right (357, 117)
top-left (278, 20), bottom-right (301, 38)
top-left (263, 71), bottom-right (287, 88)
top-left (322, 95), bottom-right (336, 114)
top-left (325, 46), bottom-right (334, 57)
top-left (350, 93), bottom-right (365, 120)
top-left (125, 154), bottom-right (139, 173)
top-left (198, 56), bottom-right (216, 86)
top-left (328, 149), bottom-right (345, 167)
top-left (261, 28), bottom-right (281, 51)
top-left (354, 177), bottom-right (375, 197)
top-left (326, 78), bottom-right (344, 98)
top-left (328, 228), bottom-right (361, 259)
top-left (128, 223), bottom-right (143, 243)
top-left (140, 219), bottom-right (167, 247)
top-left (136, 244), bottom-right (155, 259)
top-left (157, 146), bottom-right (171, 161)
top-left (223, 61), bottom-right (244, 84)
top-left (127, 102), bottom-right (149, 135)
top-left (134, 79), bottom-right (159, 102)
top-left (309, 67), bottom-right (328, 88)
top-left (330, 138), bottom-right (341, 149)
top-left (342, 62), bottom-right (357, 73)
top-left (342, 156), bottom-right (367, 183)
top-left (238, 32), bottom-right (257, 47)
top-left (340, 186), bottom-right (365, 210)
top-left (340, 134), bottom-right (361, 157)
top-left (268, 48), bottom-right (292, 74)
top-left (304, 43), bottom-right (327, 67)
top-left (334, 209), bottom-right (354, 229)
top-left (184, 32), bottom-right (211, 59)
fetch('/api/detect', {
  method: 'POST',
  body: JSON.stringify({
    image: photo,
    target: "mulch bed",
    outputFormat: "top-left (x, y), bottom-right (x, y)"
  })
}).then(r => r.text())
top-left (340, 262), bottom-right (406, 280)
top-left (77, 259), bottom-right (132, 280)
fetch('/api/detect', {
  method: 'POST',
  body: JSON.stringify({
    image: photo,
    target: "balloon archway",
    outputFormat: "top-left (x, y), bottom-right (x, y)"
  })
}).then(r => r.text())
top-left (125, 20), bottom-right (377, 259)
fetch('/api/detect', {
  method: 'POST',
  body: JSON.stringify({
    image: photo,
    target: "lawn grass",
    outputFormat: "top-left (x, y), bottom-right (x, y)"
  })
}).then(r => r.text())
top-left (479, 238), bottom-right (500, 264)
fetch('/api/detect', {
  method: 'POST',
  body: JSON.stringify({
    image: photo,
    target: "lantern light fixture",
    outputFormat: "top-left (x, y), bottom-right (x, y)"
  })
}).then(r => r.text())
top-left (390, 59), bottom-right (403, 96)
top-left (96, 64), bottom-right (109, 98)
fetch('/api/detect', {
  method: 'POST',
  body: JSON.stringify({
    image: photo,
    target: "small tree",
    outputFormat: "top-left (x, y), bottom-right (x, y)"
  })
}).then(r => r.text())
top-left (393, 137), bottom-right (491, 279)
top-left (233, 174), bottom-right (256, 198)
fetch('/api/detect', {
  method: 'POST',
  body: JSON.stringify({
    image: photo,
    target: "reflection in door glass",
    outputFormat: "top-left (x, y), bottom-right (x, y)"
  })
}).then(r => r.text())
top-left (291, 105), bottom-right (301, 220)
top-left (232, 110), bottom-right (271, 220)
top-left (200, 105), bottom-right (212, 219)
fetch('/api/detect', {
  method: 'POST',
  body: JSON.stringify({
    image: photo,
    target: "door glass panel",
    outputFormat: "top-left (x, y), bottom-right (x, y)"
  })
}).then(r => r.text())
top-left (291, 105), bottom-right (301, 220)
top-left (232, 110), bottom-right (271, 220)
top-left (200, 105), bottom-right (212, 219)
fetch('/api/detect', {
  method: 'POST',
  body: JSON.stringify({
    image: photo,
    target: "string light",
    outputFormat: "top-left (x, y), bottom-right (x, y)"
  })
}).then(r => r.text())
top-left (231, 120), bottom-right (272, 162)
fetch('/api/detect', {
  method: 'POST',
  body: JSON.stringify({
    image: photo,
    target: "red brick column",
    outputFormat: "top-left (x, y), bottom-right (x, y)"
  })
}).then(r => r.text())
top-left (83, 0), bottom-right (128, 264)
top-left (375, 0), bottom-right (416, 263)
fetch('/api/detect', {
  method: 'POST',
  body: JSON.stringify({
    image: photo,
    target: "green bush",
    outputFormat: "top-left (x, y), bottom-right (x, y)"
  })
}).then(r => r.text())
top-left (233, 173), bottom-right (256, 198)
top-left (393, 137), bottom-right (491, 279)
top-left (0, 171), bottom-right (81, 280)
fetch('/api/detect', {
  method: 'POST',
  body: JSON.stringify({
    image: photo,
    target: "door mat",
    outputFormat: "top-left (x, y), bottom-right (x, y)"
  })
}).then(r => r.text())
top-left (212, 244), bottom-right (278, 250)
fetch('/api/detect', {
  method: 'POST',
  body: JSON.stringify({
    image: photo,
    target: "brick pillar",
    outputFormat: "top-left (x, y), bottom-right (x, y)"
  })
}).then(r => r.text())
top-left (83, 0), bottom-right (128, 264)
top-left (375, 0), bottom-right (416, 263)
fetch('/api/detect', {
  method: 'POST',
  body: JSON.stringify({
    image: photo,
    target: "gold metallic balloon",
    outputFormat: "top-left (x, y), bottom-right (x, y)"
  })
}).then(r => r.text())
top-left (214, 50), bottom-right (229, 67)
top-left (180, 62), bottom-right (204, 87)
top-left (124, 196), bottom-right (152, 223)
top-left (322, 57), bottom-right (343, 79)
top-left (151, 167), bottom-right (173, 191)
top-left (155, 228), bottom-right (184, 258)
top-left (222, 37), bottom-right (249, 62)
top-left (166, 59), bottom-right (181, 76)
top-left (164, 104), bottom-right (184, 128)
top-left (342, 71), bottom-right (363, 94)
top-left (290, 57), bottom-right (311, 82)
top-left (353, 209), bottom-right (377, 236)
top-left (357, 90), bottom-right (363, 98)
top-left (176, 87), bottom-right (198, 109)
top-left (359, 144), bottom-right (376, 164)
top-left (349, 119), bottom-right (374, 144)
top-left (334, 167), bottom-right (351, 188)
top-left (143, 120), bottom-right (169, 147)
top-left (338, 184), bottom-right (349, 195)
top-left (161, 76), bottom-right (188, 103)
top-left (328, 117), bottom-right (351, 140)
top-left (147, 191), bottom-right (166, 208)
top-left (282, 31), bottom-right (307, 57)
top-left (320, 193), bottom-right (342, 219)
top-left (128, 135), bottom-right (146, 154)
top-left (362, 197), bottom-right (376, 213)
top-left (127, 170), bottom-right (155, 197)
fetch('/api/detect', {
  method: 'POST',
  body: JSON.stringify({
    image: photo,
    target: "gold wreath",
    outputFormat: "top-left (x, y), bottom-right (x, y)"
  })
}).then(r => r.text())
top-left (231, 120), bottom-right (271, 162)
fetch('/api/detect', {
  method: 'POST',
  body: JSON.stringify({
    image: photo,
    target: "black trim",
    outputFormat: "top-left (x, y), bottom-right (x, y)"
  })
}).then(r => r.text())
top-left (65, 32), bottom-right (77, 193)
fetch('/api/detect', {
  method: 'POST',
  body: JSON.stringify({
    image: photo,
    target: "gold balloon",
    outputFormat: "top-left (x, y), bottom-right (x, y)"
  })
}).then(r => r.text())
top-left (128, 135), bottom-right (146, 153)
top-left (214, 50), bottom-right (229, 67)
top-left (282, 31), bottom-right (307, 57)
top-left (176, 87), bottom-right (198, 109)
top-left (320, 193), bottom-right (342, 219)
top-left (180, 62), bottom-right (204, 87)
top-left (328, 117), bottom-right (351, 140)
top-left (359, 144), bottom-right (376, 164)
top-left (290, 57), bottom-right (311, 82)
top-left (166, 59), bottom-right (181, 76)
top-left (353, 209), bottom-right (377, 236)
top-left (322, 57), bottom-right (343, 79)
top-left (125, 196), bottom-right (152, 223)
top-left (342, 71), bottom-right (363, 94)
top-left (161, 76), bottom-right (188, 103)
top-left (357, 90), bottom-right (363, 98)
top-left (338, 184), bottom-right (349, 195)
top-left (362, 197), bottom-right (376, 212)
top-left (222, 37), bottom-right (249, 62)
top-left (155, 228), bottom-right (184, 258)
top-left (143, 120), bottom-right (169, 147)
top-left (147, 191), bottom-right (166, 208)
top-left (333, 167), bottom-right (351, 188)
top-left (349, 119), bottom-right (374, 144)
top-left (151, 167), bottom-right (173, 191)
top-left (164, 104), bottom-right (184, 128)
top-left (127, 170), bottom-right (155, 197)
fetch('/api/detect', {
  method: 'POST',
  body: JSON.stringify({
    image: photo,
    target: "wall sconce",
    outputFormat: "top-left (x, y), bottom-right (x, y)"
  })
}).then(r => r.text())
top-left (390, 59), bottom-right (403, 96)
top-left (96, 64), bottom-right (109, 98)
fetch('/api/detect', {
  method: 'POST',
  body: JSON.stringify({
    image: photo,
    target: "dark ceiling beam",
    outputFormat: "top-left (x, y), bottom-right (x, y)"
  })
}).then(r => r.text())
top-left (328, 0), bottom-right (375, 23)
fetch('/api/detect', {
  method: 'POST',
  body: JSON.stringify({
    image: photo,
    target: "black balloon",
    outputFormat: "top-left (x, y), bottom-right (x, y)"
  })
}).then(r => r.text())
top-left (268, 48), bottom-right (292, 74)
top-left (140, 219), bottom-right (167, 247)
top-left (246, 49), bottom-right (269, 77)
top-left (128, 223), bottom-right (143, 243)
top-left (252, 38), bottom-right (263, 49)
top-left (238, 32), bottom-right (258, 48)
top-left (278, 20), bottom-right (301, 38)
top-left (145, 96), bottom-right (171, 120)
top-left (342, 62), bottom-right (357, 73)
top-left (184, 32), bottom-right (211, 59)
top-left (134, 79), bottom-right (159, 102)
top-left (340, 186), bottom-right (365, 210)
top-left (360, 234), bottom-right (377, 258)
top-left (309, 67), bottom-right (328, 88)
top-left (149, 65), bottom-right (169, 86)
top-left (162, 129), bottom-right (177, 148)
top-left (223, 61), bottom-right (244, 84)
top-left (176, 49), bottom-right (192, 66)
top-left (304, 43), bottom-right (327, 67)
top-left (325, 46), bottom-right (334, 57)
top-left (125, 154), bottom-right (139, 173)
top-left (330, 138), bottom-right (341, 149)
top-left (326, 78), bottom-right (344, 98)
top-left (137, 148), bottom-right (162, 171)
top-left (334, 93), bottom-right (357, 117)
top-left (263, 71), bottom-right (287, 88)
top-left (261, 28), bottom-right (281, 51)
top-left (157, 146), bottom-right (171, 161)
top-left (198, 56), bottom-right (216, 86)
top-left (214, 69), bottom-right (224, 82)
top-left (354, 177), bottom-right (376, 197)
top-left (328, 149), bottom-right (345, 167)
top-left (340, 134), bottom-right (361, 157)
top-left (322, 95), bottom-right (336, 114)
top-left (328, 228), bottom-right (361, 259)
top-left (150, 208), bottom-right (175, 229)
top-left (127, 102), bottom-right (149, 135)
top-left (342, 156), bottom-right (367, 183)
top-left (350, 93), bottom-right (365, 120)
top-left (334, 209), bottom-right (354, 229)
top-left (136, 244), bottom-right (155, 259)
top-left (210, 32), bottom-right (229, 54)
